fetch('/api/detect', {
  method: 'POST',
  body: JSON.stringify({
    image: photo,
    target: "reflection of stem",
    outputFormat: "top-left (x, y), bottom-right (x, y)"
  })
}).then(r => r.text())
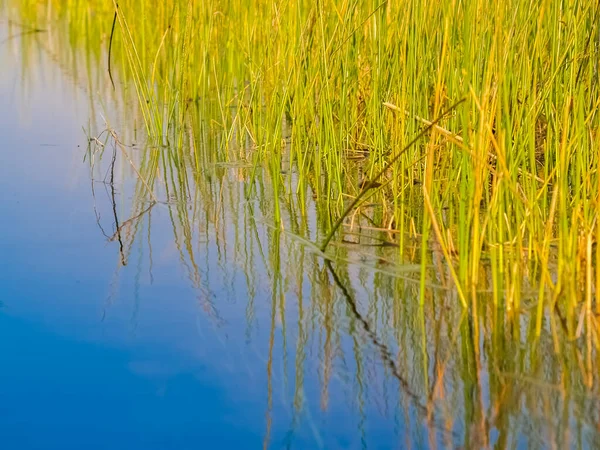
top-left (291, 282), bottom-right (306, 438)
top-left (262, 279), bottom-right (277, 450)
top-left (325, 260), bottom-right (411, 390)
top-left (147, 208), bottom-right (154, 284)
top-left (90, 175), bottom-right (110, 239)
top-left (108, 127), bottom-right (158, 203)
top-left (110, 144), bottom-right (126, 266)
top-left (108, 201), bottom-right (156, 242)
top-left (352, 320), bottom-right (367, 448)
top-left (429, 309), bottom-right (467, 403)
top-left (321, 277), bottom-right (333, 411)
top-left (324, 260), bottom-right (458, 440)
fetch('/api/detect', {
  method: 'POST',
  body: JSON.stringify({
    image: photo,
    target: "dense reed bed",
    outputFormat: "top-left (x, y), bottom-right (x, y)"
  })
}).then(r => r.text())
top-left (5, 1), bottom-right (600, 447)
top-left (12, 0), bottom-right (600, 310)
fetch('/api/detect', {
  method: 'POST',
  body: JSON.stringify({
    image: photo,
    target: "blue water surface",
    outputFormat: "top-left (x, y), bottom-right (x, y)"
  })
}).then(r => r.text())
top-left (0, 22), bottom-right (398, 450)
top-left (0, 25), bottom-right (268, 450)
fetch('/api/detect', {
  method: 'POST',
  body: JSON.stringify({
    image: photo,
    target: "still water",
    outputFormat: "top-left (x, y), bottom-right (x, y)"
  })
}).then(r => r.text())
top-left (0, 16), bottom-right (598, 450)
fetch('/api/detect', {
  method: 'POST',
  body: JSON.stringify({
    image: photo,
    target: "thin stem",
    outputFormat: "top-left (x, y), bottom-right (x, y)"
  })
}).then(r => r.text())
top-left (319, 97), bottom-right (466, 252)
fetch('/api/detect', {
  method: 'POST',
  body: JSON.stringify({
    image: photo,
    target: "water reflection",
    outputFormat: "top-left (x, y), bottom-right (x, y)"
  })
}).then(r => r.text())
top-left (1, 12), bottom-right (599, 450)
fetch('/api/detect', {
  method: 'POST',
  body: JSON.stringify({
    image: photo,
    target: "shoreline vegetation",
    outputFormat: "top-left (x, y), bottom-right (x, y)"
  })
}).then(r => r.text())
top-left (8, 0), bottom-right (600, 351)
top-left (4, 1), bottom-right (600, 447)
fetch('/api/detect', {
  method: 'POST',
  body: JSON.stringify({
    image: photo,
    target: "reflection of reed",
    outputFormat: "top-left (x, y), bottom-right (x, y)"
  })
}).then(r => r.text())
top-left (10, 5), bottom-right (600, 449)
top-left (86, 110), bottom-right (600, 449)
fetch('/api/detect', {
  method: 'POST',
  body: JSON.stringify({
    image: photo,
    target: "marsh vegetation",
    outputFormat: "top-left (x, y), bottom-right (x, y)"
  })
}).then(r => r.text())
top-left (4, 0), bottom-right (600, 447)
